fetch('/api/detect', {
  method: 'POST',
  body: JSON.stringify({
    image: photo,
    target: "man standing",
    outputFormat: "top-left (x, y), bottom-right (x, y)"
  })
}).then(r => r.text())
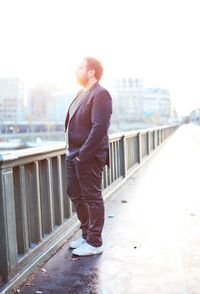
top-left (65, 57), bottom-right (112, 256)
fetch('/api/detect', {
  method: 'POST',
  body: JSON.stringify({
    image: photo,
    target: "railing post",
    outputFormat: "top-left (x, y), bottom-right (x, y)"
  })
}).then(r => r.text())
top-left (61, 155), bottom-right (73, 219)
top-left (13, 166), bottom-right (29, 254)
top-left (121, 135), bottom-right (128, 178)
top-left (39, 159), bottom-right (54, 235)
top-left (0, 154), bottom-right (18, 282)
top-left (161, 129), bottom-right (163, 143)
top-left (153, 130), bottom-right (157, 149)
top-left (25, 162), bottom-right (42, 244)
top-left (147, 131), bottom-right (150, 155)
top-left (137, 132), bottom-right (142, 163)
top-left (159, 130), bottom-right (161, 143)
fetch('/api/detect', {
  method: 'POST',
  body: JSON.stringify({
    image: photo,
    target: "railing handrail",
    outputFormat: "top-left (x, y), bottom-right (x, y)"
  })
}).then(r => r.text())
top-left (0, 124), bottom-right (178, 165)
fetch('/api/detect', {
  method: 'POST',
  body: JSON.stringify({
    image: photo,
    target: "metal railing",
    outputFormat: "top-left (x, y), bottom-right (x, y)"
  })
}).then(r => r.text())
top-left (0, 125), bottom-right (178, 293)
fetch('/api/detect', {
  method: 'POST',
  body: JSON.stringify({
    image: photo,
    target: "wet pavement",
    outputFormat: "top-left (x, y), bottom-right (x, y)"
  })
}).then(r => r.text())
top-left (19, 124), bottom-right (200, 294)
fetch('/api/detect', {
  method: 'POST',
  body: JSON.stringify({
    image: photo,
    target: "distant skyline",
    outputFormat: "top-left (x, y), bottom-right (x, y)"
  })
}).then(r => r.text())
top-left (0, 0), bottom-right (200, 116)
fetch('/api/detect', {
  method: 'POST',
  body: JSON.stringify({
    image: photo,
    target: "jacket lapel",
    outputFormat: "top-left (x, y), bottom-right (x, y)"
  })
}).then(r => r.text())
top-left (68, 83), bottom-right (98, 123)
top-left (65, 90), bottom-right (82, 131)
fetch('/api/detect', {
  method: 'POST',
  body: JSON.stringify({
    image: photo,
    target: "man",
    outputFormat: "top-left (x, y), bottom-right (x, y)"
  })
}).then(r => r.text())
top-left (65, 57), bottom-right (112, 256)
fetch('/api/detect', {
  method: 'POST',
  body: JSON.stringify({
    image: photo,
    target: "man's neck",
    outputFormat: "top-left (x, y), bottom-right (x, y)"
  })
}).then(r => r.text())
top-left (83, 78), bottom-right (98, 92)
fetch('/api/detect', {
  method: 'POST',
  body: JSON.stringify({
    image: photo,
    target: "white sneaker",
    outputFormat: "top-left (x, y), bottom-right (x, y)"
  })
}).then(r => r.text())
top-left (69, 236), bottom-right (86, 249)
top-left (72, 242), bottom-right (103, 256)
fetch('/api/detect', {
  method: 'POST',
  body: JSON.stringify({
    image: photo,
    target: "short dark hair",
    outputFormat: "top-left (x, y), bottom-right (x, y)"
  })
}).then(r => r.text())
top-left (84, 57), bottom-right (104, 81)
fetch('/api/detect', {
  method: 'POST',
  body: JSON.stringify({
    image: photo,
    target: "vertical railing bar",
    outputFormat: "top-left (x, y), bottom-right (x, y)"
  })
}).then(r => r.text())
top-left (132, 137), bottom-right (135, 166)
top-left (0, 163), bottom-right (18, 282)
top-left (121, 135), bottom-right (127, 177)
top-left (114, 141), bottom-right (117, 180)
top-left (57, 156), bottom-right (64, 223)
top-left (24, 163), bottom-right (40, 244)
top-left (35, 161), bottom-right (43, 242)
top-left (24, 161), bottom-right (42, 244)
top-left (39, 159), bottom-right (54, 235)
top-left (111, 142), bottom-right (114, 183)
top-left (117, 140), bottom-right (120, 178)
top-left (138, 132), bottom-right (142, 164)
top-left (15, 166), bottom-right (29, 254)
top-left (104, 165), bottom-right (108, 188)
top-left (61, 155), bottom-right (72, 219)
top-left (47, 158), bottom-right (55, 228)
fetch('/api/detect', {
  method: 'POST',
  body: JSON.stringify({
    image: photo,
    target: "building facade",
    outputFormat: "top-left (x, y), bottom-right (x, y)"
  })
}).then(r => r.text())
top-left (0, 78), bottom-right (25, 121)
top-left (143, 87), bottom-right (171, 124)
top-left (110, 78), bottom-right (172, 132)
top-left (0, 77), bottom-right (25, 133)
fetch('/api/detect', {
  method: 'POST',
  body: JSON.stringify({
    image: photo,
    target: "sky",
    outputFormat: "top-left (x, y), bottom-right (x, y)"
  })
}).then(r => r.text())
top-left (0, 0), bottom-right (200, 116)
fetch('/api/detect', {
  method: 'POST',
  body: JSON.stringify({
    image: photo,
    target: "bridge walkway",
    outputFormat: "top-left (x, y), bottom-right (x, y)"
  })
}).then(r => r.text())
top-left (19, 124), bottom-right (200, 294)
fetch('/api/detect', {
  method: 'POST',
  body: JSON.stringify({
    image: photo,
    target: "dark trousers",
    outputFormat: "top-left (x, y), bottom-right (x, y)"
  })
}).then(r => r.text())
top-left (65, 157), bottom-right (104, 247)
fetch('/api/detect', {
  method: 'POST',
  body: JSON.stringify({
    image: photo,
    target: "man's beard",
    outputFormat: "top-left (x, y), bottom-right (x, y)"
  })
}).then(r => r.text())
top-left (76, 75), bottom-right (89, 87)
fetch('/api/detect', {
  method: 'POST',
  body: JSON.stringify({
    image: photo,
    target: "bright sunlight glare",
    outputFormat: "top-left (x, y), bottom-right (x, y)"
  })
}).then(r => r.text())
top-left (0, 0), bottom-right (200, 115)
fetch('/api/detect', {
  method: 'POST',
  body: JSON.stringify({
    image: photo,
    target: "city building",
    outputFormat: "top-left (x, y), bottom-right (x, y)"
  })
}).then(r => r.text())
top-left (47, 89), bottom-right (74, 123)
top-left (0, 77), bottom-right (25, 132)
top-left (114, 78), bottom-right (144, 121)
top-left (110, 78), bottom-right (173, 132)
top-left (0, 76), bottom-right (174, 135)
top-left (26, 83), bottom-right (73, 132)
top-left (143, 87), bottom-right (172, 124)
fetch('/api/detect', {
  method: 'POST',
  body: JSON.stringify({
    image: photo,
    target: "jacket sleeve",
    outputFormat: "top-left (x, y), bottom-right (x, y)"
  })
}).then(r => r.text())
top-left (78, 90), bottom-right (112, 161)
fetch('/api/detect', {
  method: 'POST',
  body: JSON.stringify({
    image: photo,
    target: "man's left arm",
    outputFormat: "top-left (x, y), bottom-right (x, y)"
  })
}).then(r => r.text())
top-left (78, 90), bottom-right (112, 162)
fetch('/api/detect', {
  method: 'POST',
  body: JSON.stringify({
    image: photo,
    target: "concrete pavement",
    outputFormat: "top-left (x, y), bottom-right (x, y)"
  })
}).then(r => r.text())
top-left (19, 124), bottom-right (200, 294)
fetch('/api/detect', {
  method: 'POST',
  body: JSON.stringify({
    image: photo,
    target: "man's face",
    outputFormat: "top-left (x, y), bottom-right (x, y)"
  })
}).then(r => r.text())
top-left (76, 60), bottom-right (89, 86)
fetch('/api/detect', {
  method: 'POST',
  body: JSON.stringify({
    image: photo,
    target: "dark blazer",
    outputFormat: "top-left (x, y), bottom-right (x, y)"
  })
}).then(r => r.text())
top-left (65, 83), bottom-right (112, 165)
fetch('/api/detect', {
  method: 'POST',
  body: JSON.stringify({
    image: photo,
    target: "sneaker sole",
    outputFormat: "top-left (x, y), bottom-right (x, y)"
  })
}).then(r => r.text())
top-left (72, 250), bottom-right (103, 256)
